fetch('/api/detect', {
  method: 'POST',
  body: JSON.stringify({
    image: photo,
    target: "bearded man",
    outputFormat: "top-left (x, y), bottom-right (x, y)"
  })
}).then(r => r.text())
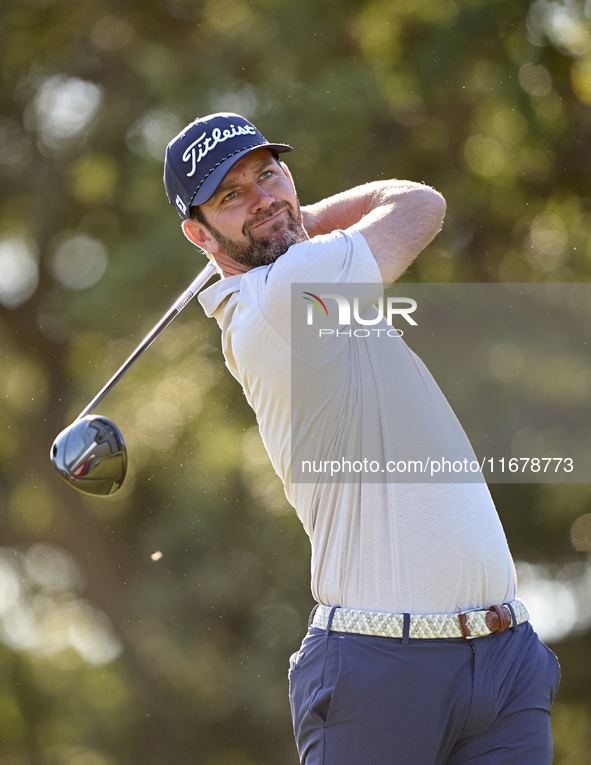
top-left (163, 112), bottom-right (559, 765)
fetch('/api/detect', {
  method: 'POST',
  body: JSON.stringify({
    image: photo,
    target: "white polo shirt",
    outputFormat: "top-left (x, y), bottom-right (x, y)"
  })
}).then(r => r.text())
top-left (199, 228), bottom-right (516, 615)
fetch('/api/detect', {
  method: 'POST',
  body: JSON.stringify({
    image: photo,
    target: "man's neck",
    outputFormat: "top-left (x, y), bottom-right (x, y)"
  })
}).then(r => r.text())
top-left (211, 251), bottom-right (251, 278)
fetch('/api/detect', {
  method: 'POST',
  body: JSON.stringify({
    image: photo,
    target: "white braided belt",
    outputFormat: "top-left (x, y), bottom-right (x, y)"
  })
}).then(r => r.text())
top-left (312, 599), bottom-right (529, 640)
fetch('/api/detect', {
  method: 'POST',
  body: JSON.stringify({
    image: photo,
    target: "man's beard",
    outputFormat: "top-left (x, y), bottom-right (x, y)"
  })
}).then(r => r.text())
top-left (205, 200), bottom-right (308, 268)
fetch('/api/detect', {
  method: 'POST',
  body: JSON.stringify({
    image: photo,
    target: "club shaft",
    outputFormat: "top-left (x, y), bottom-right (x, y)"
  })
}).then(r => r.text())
top-left (77, 262), bottom-right (217, 420)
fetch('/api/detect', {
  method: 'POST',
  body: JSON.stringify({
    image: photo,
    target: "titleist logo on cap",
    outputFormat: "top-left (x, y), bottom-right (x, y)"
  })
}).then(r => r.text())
top-left (182, 124), bottom-right (258, 177)
top-left (164, 112), bottom-right (292, 219)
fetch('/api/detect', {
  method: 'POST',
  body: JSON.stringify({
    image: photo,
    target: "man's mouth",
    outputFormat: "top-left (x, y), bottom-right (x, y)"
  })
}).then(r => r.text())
top-left (249, 207), bottom-right (287, 233)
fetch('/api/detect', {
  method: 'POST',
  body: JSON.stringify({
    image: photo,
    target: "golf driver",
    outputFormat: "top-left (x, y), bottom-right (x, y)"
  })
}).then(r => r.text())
top-left (51, 262), bottom-right (217, 496)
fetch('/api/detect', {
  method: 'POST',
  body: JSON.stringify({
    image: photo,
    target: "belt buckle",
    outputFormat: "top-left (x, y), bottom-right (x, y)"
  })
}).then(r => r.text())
top-left (458, 603), bottom-right (512, 639)
top-left (485, 604), bottom-right (512, 634)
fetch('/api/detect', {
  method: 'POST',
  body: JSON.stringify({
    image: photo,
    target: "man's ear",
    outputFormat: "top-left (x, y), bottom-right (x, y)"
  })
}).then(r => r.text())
top-left (181, 218), bottom-right (220, 254)
top-left (280, 161), bottom-right (295, 192)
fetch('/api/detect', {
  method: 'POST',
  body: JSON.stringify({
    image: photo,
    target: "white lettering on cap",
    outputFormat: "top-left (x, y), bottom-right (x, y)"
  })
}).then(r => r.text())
top-left (181, 124), bottom-right (258, 177)
top-left (175, 195), bottom-right (187, 214)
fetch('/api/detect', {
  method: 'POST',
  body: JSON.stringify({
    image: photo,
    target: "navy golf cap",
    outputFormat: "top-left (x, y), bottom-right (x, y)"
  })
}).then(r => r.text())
top-left (163, 112), bottom-right (292, 219)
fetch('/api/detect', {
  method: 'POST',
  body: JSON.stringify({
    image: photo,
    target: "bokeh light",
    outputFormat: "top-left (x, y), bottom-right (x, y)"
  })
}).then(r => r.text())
top-left (571, 514), bottom-right (591, 552)
top-left (488, 342), bottom-right (525, 383)
top-left (126, 110), bottom-right (182, 161)
top-left (0, 547), bottom-right (122, 666)
top-left (518, 62), bottom-right (553, 97)
top-left (69, 154), bottom-right (119, 205)
top-left (516, 561), bottom-right (591, 643)
top-left (0, 236), bottom-right (39, 309)
top-left (31, 76), bottom-right (102, 150)
top-left (464, 135), bottom-right (506, 178)
top-left (49, 233), bottom-right (108, 290)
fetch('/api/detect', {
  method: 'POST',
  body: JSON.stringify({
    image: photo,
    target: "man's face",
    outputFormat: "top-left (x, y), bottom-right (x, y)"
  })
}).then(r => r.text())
top-left (194, 149), bottom-right (308, 268)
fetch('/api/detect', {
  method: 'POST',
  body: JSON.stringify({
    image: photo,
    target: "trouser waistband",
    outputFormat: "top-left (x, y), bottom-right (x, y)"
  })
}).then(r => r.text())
top-left (310, 599), bottom-right (529, 639)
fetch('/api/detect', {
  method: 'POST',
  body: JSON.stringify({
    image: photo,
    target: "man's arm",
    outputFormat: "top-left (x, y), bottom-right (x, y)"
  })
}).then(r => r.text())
top-left (301, 181), bottom-right (446, 284)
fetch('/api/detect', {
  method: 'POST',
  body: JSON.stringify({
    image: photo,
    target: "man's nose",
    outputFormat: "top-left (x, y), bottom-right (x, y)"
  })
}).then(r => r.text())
top-left (247, 181), bottom-right (275, 211)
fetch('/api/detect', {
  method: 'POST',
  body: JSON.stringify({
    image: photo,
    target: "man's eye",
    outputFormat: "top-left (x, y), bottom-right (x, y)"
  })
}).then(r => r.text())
top-left (223, 191), bottom-right (237, 202)
top-left (260, 170), bottom-right (273, 179)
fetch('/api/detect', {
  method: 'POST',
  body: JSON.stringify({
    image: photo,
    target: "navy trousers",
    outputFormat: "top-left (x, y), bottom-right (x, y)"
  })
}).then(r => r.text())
top-left (288, 613), bottom-right (560, 764)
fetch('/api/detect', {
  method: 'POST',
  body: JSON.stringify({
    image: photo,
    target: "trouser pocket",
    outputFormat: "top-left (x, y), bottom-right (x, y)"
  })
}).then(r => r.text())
top-left (288, 632), bottom-right (343, 761)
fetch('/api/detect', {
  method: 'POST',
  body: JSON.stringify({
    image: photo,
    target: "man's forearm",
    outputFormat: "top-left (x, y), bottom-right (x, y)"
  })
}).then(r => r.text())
top-left (301, 178), bottom-right (446, 283)
top-left (301, 180), bottom-right (434, 238)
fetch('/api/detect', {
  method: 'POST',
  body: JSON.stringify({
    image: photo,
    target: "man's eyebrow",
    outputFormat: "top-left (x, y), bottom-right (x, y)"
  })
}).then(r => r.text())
top-left (214, 156), bottom-right (277, 198)
top-left (214, 178), bottom-right (239, 197)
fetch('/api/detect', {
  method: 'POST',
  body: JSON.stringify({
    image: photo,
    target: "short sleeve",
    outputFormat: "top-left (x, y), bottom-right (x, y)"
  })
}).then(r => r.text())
top-left (256, 229), bottom-right (383, 350)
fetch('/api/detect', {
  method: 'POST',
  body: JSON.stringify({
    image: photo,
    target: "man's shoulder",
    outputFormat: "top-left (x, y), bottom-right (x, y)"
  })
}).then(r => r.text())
top-left (263, 227), bottom-right (374, 283)
top-left (198, 227), bottom-right (378, 321)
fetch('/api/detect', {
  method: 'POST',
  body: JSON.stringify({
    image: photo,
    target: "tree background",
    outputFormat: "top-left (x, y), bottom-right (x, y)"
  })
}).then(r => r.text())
top-left (1, 0), bottom-right (591, 762)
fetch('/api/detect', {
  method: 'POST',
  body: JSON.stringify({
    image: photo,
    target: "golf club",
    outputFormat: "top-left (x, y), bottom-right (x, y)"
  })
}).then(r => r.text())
top-left (51, 262), bottom-right (217, 496)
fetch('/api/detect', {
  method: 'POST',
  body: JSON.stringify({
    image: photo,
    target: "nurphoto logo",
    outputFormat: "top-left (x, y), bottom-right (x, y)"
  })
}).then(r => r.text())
top-left (302, 292), bottom-right (418, 336)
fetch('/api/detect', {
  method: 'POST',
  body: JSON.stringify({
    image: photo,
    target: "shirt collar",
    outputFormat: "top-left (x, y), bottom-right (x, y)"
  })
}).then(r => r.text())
top-left (198, 272), bottom-right (244, 317)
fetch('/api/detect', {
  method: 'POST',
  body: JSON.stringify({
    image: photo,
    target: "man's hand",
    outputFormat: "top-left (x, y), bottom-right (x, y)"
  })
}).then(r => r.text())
top-left (301, 180), bottom-right (446, 284)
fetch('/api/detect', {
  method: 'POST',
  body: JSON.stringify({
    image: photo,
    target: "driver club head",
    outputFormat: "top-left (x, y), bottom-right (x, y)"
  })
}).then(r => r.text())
top-left (51, 415), bottom-right (127, 497)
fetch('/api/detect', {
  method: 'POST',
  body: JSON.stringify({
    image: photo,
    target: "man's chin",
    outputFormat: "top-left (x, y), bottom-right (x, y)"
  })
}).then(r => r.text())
top-left (236, 223), bottom-right (306, 268)
top-left (245, 232), bottom-right (297, 267)
top-left (211, 208), bottom-right (307, 269)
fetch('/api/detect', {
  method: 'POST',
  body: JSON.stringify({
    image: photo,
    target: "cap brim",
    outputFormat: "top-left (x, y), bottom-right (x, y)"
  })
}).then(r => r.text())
top-left (191, 143), bottom-right (292, 207)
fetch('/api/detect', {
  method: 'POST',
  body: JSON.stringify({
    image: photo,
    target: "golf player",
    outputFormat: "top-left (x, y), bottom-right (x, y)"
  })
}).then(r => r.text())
top-left (163, 113), bottom-right (560, 764)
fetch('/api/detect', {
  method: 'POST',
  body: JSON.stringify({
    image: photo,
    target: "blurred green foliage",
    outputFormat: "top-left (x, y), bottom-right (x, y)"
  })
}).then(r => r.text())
top-left (1, 0), bottom-right (591, 762)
